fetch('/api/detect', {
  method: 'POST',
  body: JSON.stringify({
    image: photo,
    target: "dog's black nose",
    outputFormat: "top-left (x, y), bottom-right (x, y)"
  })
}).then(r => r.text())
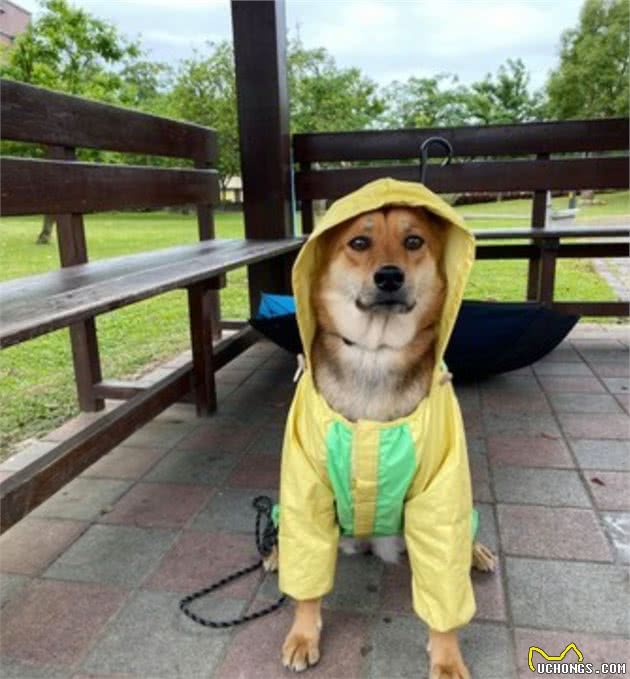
top-left (374, 265), bottom-right (405, 292)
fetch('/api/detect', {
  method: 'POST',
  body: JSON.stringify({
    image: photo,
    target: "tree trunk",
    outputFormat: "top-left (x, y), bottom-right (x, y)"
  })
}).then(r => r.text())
top-left (36, 214), bottom-right (55, 244)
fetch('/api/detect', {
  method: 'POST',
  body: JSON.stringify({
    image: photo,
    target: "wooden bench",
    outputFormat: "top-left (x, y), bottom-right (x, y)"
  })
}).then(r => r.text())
top-left (0, 80), bottom-right (301, 532)
top-left (293, 118), bottom-right (630, 316)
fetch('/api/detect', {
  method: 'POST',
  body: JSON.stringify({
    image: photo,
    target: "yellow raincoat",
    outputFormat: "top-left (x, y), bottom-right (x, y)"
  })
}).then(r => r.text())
top-left (278, 178), bottom-right (476, 632)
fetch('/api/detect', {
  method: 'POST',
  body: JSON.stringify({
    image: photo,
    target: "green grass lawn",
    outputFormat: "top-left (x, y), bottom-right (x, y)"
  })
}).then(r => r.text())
top-left (0, 192), bottom-right (627, 458)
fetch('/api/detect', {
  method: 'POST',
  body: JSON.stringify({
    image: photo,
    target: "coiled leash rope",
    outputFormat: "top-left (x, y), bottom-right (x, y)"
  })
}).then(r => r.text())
top-left (179, 495), bottom-right (286, 628)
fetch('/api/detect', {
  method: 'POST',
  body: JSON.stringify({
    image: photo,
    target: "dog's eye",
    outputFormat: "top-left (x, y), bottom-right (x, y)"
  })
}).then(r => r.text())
top-left (404, 235), bottom-right (425, 250)
top-left (348, 236), bottom-right (371, 251)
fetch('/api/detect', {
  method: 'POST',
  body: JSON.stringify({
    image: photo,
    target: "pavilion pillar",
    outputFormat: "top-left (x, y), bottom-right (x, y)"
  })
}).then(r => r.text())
top-left (231, 0), bottom-right (294, 314)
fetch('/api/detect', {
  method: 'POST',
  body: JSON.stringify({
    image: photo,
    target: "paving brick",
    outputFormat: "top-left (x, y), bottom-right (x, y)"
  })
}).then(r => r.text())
top-left (533, 362), bottom-right (594, 377)
top-left (32, 478), bottom-right (132, 522)
top-left (380, 561), bottom-right (413, 615)
top-left (462, 409), bottom-right (483, 437)
top-left (468, 437), bottom-right (487, 456)
top-left (493, 467), bottom-right (591, 507)
top-left (99, 483), bottom-right (212, 528)
top-left (82, 445), bottom-right (166, 480)
top-left (538, 375), bottom-right (606, 393)
top-left (143, 447), bottom-right (239, 485)
top-left (368, 617), bottom-right (515, 679)
top-left (191, 488), bottom-right (278, 533)
top-left (226, 453), bottom-right (280, 489)
top-left (616, 393), bottom-right (630, 415)
top-left (603, 377), bottom-right (630, 395)
top-left (506, 558), bottom-right (629, 634)
top-left (476, 502), bottom-right (499, 551)
top-left (549, 392), bottom-right (624, 414)
top-left (570, 439), bottom-right (630, 471)
top-left (244, 425), bottom-right (285, 456)
top-left (514, 628), bottom-right (630, 677)
top-left (323, 553), bottom-right (384, 613)
top-left (216, 607), bottom-right (368, 679)
top-left (44, 525), bottom-right (177, 587)
top-left (601, 512), bottom-right (630, 564)
top-left (591, 362), bottom-right (630, 378)
top-left (122, 420), bottom-right (197, 449)
top-left (481, 374), bottom-right (541, 393)
top-left (579, 347), bottom-right (629, 364)
top-left (586, 471), bottom-right (630, 510)
top-left (0, 573), bottom-right (30, 607)
top-left (82, 590), bottom-right (241, 679)
top-left (558, 413), bottom-right (629, 440)
top-left (481, 390), bottom-right (551, 413)
top-left (537, 344), bottom-right (582, 363)
top-left (0, 518), bottom-right (87, 575)
top-left (497, 505), bottom-right (612, 561)
top-left (153, 402), bottom-right (198, 422)
top-left (472, 563), bottom-right (506, 622)
top-left (454, 384), bottom-right (481, 411)
top-left (43, 412), bottom-right (107, 443)
top-left (145, 531), bottom-right (262, 599)
top-left (487, 435), bottom-right (573, 468)
top-left (0, 440), bottom-right (56, 472)
top-left (482, 412), bottom-right (562, 438)
top-left (1, 660), bottom-right (71, 677)
top-left (0, 579), bottom-right (127, 667)
top-left (174, 420), bottom-right (259, 453)
top-left (470, 450), bottom-right (493, 502)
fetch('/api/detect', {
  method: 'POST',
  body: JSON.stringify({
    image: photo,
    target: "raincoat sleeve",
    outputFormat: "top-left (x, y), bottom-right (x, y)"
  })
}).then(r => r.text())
top-left (404, 382), bottom-right (475, 632)
top-left (278, 379), bottom-right (340, 600)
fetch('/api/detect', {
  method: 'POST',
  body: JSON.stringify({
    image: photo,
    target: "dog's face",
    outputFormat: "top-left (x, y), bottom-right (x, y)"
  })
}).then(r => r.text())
top-left (314, 206), bottom-right (446, 349)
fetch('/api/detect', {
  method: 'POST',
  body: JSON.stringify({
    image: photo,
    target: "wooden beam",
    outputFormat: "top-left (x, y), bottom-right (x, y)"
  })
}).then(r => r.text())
top-left (0, 158), bottom-right (219, 216)
top-left (231, 0), bottom-right (294, 312)
top-left (294, 156), bottom-right (629, 199)
top-left (188, 282), bottom-right (218, 416)
top-left (1, 79), bottom-right (217, 161)
top-left (293, 118), bottom-right (629, 162)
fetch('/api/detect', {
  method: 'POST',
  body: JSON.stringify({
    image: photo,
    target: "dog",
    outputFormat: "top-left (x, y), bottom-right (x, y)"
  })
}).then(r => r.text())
top-left (276, 183), bottom-right (495, 679)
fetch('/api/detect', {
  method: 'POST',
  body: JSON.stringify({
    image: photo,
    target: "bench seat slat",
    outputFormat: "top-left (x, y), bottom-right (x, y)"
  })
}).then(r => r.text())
top-left (0, 238), bottom-right (303, 348)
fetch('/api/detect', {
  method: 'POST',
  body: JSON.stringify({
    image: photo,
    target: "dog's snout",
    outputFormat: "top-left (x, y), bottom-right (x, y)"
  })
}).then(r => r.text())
top-left (374, 265), bottom-right (405, 292)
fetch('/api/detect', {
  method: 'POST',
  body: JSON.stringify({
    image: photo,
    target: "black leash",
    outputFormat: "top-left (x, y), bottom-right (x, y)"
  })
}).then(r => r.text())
top-left (179, 495), bottom-right (286, 628)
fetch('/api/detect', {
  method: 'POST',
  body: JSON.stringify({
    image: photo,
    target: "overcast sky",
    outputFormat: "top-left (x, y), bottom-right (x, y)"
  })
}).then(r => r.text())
top-left (17, 0), bottom-right (582, 90)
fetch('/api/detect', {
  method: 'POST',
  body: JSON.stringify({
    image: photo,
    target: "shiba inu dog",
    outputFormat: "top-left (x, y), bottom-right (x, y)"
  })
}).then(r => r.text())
top-left (277, 180), bottom-right (495, 679)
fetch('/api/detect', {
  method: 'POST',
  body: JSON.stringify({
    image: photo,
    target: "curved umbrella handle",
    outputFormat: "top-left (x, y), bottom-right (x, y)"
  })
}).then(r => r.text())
top-left (419, 136), bottom-right (453, 184)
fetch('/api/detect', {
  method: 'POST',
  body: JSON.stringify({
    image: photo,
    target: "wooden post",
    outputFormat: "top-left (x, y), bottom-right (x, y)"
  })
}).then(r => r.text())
top-left (187, 280), bottom-right (219, 416)
top-left (194, 157), bottom-right (221, 340)
top-left (46, 145), bottom-right (104, 412)
top-left (231, 0), bottom-right (294, 313)
top-left (527, 153), bottom-right (549, 300)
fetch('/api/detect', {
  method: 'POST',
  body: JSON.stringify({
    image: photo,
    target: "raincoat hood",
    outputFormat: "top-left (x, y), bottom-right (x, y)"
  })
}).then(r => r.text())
top-left (292, 177), bottom-right (476, 375)
top-left (278, 178), bottom-right (477, 632)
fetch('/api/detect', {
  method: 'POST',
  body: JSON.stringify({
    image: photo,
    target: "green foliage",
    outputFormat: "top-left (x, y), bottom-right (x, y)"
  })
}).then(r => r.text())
top-left (169, 42), bottom-right (239, 191)
top-left (466, 59), bottom-right (545, 124)
top-left (382, 74), bottom-right (470, 128)
top-left (288, 36), bottom-right (384, 133)
top-left (383, 59), bottom-right (545, 128)
top-left (547, 0), bottom-right (629, 118)
top-left (169, 38), bottom-right (384, 189)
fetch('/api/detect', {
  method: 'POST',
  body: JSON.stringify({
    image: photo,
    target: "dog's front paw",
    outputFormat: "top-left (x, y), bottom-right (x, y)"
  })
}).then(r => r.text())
top-left (429, 631), bottom-right (470, 679)
top-left (282, 631), bottom-right (320, 672)
top-left (472, 541), bottom-right (496, 573)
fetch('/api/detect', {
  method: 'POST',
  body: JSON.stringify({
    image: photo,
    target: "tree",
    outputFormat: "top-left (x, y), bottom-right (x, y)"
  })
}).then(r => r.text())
top-left (170, 38), bottom-right (384, 192)
top-left (381, 74), bottom-right (470, 128)
top-left (169, 42), bottom-right (239, 196)
top-left (288, 37), bottom-right (383, 133)
top-left (466, 59), bottom-right (545, 124)
top-left (547, 0), bottom-right (629, 118)
top-left (1, 0), bottom-right (165, 242)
